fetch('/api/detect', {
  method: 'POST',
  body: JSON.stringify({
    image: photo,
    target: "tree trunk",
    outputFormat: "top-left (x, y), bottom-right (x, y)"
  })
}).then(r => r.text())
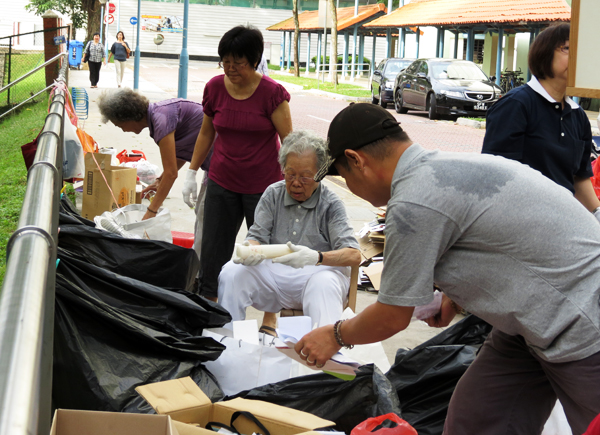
top-left (292, 0), bottom-right (300, 76)
top-left (328, 0), bottom-right (338, 84)
top-left (85, 0), bottom-right (102, 43)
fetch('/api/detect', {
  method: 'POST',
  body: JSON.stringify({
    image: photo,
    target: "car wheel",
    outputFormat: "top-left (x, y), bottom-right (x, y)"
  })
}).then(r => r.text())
top-left (428, 93), bottom-right (438, 120)
top-left (394, 89), bottom-right (408, 114)
top-left (379, 88), bottom-right (388, 109)
top-left (371, 87), bottom-right (379, 105)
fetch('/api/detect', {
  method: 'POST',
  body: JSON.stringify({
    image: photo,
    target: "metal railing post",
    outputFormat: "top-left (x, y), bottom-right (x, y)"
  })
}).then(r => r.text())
top-left (7, 36), bottom-right (12, 105)
top-left (0, 61), bottom-right (66, 435)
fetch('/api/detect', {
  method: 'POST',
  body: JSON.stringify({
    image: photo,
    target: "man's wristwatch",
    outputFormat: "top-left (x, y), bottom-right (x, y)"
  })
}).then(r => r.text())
top-left (316, 251), bottom-right (324, 265)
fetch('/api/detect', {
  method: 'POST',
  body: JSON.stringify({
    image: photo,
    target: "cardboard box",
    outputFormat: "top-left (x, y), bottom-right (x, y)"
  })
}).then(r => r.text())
top-left (82, 152), bottom-right (137, 220)
top-left (50, 409), bottom-right (179, 435)
top-left (136, 377), bottom-right (334, 435)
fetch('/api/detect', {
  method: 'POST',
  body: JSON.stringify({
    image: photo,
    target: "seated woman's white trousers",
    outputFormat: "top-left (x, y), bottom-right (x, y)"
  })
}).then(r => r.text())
top-left (218, 260), bottom-right (350, 328)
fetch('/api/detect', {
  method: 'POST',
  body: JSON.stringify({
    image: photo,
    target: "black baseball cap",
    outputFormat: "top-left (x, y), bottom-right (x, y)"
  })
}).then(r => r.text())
top-left (315, 103), bottom-right (403, 181)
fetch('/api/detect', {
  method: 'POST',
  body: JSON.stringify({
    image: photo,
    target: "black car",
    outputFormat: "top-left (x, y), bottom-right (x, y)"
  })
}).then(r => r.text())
top-left (393, 58), bottom-right (503, 119)
top-left (371, 58), bottom-right (415, 108)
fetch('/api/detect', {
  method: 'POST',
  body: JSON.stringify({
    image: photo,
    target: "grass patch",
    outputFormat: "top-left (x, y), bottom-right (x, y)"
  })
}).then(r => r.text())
top-left (270, 74), bottom-right (371, 98)
top-left (0, 52), bottom-right (47, 113)
top-left (0, 95), bottom-right (49, 285)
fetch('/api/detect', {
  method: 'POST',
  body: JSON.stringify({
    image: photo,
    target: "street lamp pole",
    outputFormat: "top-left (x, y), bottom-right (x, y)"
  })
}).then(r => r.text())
top-left (99, 0), bottom-right (107, 44)
top-left (134, 0), bottom-right (141, 89)
top-left (177, 0), bottom-right (189, 98)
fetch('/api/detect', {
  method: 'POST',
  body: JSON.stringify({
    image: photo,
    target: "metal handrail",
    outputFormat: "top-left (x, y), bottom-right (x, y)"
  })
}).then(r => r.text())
top-left (0, 60), bottom-right (66, 435)
top-left (0, 52), bottom-right (67, 120)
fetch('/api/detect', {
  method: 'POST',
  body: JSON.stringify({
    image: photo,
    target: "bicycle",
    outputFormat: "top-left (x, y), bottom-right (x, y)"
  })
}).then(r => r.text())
top-left (499, 67), bottom-right (525, 94)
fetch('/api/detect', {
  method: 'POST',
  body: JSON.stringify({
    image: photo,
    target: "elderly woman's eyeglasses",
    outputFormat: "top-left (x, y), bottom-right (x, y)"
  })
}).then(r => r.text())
top-left (557, 45), bottom-right (569, 54)
top-left (283, 172), bottom-right (315, 185)
top-left (219, 61), bottom-right (248, 70)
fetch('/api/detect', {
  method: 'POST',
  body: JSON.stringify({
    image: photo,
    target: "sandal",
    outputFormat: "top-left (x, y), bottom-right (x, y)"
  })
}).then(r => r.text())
top-left (258, 325), bottom-right (278, 337)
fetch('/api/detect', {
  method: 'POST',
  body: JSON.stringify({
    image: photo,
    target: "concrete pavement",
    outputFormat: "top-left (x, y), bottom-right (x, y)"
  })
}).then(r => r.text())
top-left (68, 60), bottom-right (465, 366)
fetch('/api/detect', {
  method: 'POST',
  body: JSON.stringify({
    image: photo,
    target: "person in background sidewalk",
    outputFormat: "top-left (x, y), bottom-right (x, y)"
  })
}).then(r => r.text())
top-left (84, 32), bottom-right (106, 88)
top-left (108, 31), bottom-right (130, 88)
top-left (96, 88), bottom-right (212, 263)
top-left (483, 23), bottom-right (600, 219)
top-left (297, 103), bottom-right (600, 435)
top-left (182, 25), bottom-right (292, 305)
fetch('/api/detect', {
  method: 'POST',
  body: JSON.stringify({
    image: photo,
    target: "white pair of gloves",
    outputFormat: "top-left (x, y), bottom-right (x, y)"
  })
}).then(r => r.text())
top-left (233, 241), bottom-right (320, 269)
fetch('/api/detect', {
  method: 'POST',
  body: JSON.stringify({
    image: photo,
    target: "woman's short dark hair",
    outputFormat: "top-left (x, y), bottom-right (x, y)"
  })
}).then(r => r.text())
top-left (528, 23), bottom-right (570, 80)
top-left (218, 25), bottom-right (263, 70)
top-left (116, 31), bottom-right (125, 40)
top-left (93, 32), bottom-right (100, 37)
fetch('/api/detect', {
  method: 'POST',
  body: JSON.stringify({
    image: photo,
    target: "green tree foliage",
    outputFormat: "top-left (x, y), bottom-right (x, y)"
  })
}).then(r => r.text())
top-left (26, 0), bottom-right (102, 42)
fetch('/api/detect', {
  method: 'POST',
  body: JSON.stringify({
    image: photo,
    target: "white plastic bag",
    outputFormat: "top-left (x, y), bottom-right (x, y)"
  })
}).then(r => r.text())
top-left (121, 159), bottom-right (160, 185)
top-left (62, 118), bottom-right (85, 179)
top-left (109, 204), bottom-right (172, 243)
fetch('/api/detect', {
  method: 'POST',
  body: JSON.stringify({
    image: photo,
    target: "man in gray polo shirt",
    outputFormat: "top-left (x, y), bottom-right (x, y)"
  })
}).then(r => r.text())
top-left (295, 104), bottom-right (600, 434)
top-left (218, 130), bottom-right (361, 335)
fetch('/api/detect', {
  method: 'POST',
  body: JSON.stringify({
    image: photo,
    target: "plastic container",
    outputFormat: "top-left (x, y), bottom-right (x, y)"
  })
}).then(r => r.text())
top-left (172, 231), bottom-right (194, 249)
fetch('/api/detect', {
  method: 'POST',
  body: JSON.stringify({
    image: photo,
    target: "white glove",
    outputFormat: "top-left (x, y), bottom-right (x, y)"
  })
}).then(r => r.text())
top-left (232, 241), bottom-right (265, 266)
top-left (182, 169), bottom-right (198, 208)
top-left (272, 241), bottom-right (319, 269)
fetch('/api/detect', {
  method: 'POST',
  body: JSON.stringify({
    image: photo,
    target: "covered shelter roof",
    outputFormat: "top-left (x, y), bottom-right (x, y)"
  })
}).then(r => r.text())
top-left (364, 0), bottom-right (570, 32)
top-left (267, 3), bottom-right (387, 33)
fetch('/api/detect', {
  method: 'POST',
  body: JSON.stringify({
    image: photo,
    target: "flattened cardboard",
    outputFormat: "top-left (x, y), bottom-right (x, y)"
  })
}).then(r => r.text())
top-left (358, 234), bottom-right (384, 262)
top-left (82, 152), bottom-right (137, 220)
top-left (50, 409), bottom-right (179, 435)
top-left (363, 261), bottom-right (384, 290)
top-left (136, 377), bottom-right (334, 435)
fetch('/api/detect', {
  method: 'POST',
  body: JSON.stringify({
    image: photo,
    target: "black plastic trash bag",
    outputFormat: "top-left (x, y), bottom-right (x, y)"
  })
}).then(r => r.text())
top-left (59, 194), bottom-right (95, 226)
top-left (53, 251), bottom-right (229, 412)
top-left (386, 315), bottom-right (492, 435)
top-left (231, 364), bottom-right (402, 433)
top-left (58, 223), bottom-right (202, 294)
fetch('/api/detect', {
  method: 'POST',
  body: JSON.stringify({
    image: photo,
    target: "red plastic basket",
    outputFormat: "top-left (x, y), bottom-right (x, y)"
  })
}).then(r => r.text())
top-left (171, 231), bottom-right (195, 249)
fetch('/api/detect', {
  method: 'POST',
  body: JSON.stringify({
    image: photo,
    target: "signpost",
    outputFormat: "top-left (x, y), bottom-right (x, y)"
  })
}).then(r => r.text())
top-left (130, 16), bottom-right (138, 52)
top-left (104, 14), bottom-right (115, 24)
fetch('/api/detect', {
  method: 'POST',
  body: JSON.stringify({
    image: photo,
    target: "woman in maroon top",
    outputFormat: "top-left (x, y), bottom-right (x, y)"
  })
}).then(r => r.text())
top-left (184, 25), bottom-right (293, 307)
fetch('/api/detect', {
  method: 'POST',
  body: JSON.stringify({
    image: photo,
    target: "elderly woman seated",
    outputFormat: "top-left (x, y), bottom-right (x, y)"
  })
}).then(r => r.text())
top-left (217, 130), bottom-right (361, 330)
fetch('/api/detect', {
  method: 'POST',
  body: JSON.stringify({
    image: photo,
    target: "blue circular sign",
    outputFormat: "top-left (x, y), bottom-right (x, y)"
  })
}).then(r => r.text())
top-left (130, 16), bottom-right (138, 25)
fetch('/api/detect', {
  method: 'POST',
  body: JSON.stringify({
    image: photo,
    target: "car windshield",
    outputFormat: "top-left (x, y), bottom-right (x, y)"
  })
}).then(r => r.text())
top-left (430, 62), bottom-right (488, 80)
top-left (384, 60), bottom-right (411, 78)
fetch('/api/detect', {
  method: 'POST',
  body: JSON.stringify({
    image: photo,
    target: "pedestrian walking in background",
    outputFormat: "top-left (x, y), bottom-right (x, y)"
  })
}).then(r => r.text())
top-left (483, 23), bottom-right (600, 219)
top-left (182, 25), bottom-right (292, 306)
top-left (84, 32), bottom-right (106, 88)
top-left (108, 31), bottom-right (130, 88)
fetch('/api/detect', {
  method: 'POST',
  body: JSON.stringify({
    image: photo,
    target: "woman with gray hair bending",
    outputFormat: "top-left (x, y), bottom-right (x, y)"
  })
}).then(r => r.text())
top-left (217, 130), bottom-right (361, 335)
top-left (96, 88), bottom-right (212, 262)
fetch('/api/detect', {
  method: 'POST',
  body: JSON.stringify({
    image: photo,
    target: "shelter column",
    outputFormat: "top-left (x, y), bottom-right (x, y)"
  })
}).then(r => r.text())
top-left (436, 27), bottom-right (441, 58)
top-left (351, 25), bottom-right (358, 80)
top-left (453, 31), bottom-right (459, 58)
top-left (415, 27), bottom-right (420, 58)
top-left (386, 28), bottom-right (391, 58)
top-left (371, 34), bottom-right (376, 75)
top-left (495, 28), bottom-right (504, 86)
top-left (359, 34), bottom-right (365, 75)
top-left (343, 32), bottom-right (350, 77)
top-left (439, 28), bottom-right (445, 57)
top-left (305, 33), bottom-right (312, 77)
top-left (527, 30), bottom-right (535, 81)
top-left (466, 28), bottom-right (474, 61)
top-left (280, 32), bottom-right (285, 70)
top-left (287, 31), bottom-right (292, 70)
top-left (316, 32), bottom-right (322, 76)
top-left (399, 28), bottom-right (405, 58)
